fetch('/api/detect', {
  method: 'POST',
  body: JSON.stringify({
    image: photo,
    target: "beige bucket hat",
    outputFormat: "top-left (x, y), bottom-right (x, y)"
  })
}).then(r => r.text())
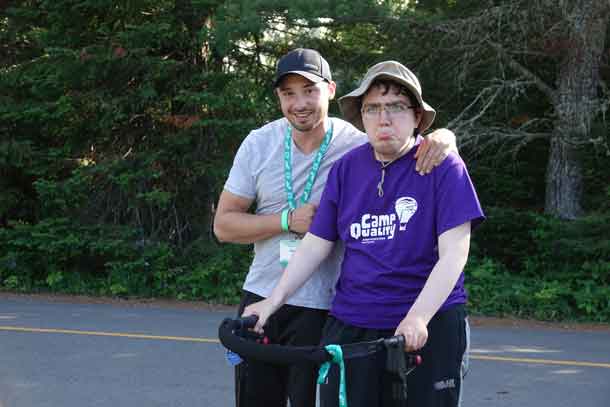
top-left (338, 61), bottom-right (436, 132)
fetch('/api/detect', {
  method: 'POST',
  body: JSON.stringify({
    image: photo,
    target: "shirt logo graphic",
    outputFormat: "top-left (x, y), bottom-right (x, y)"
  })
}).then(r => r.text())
top-left (395, 197), bottom-right (417, 231)
top-left (349, 197), bottom-right (417, 243)
top-left (350, 213), bottom-right (396, 242)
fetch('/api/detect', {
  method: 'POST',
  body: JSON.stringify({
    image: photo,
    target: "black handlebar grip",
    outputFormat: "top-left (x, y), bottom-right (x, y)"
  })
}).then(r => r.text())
top-left (236, 315), bottom-right (259, 330)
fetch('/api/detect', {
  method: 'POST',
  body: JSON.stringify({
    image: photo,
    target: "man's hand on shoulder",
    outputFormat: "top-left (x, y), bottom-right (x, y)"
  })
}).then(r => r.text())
top-left (414, 128), bottom-right (457, 175)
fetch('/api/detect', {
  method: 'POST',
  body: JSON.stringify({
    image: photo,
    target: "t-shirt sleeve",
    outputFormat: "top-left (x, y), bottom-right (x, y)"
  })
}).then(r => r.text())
top-left (223, 136), bottom-right (256, 200)
top-left (309, 160), bottom-right (341, 241)
top-left (436, 153), bottom-right (485, 236)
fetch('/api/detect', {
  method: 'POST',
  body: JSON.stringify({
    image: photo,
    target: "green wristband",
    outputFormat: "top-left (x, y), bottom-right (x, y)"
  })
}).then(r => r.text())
top-left (281, 209), bottom-right (290, 232)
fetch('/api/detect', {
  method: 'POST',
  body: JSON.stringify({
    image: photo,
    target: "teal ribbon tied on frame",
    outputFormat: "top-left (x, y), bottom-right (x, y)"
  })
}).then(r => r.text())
top-left (317, 344), bottom-right (347, 407)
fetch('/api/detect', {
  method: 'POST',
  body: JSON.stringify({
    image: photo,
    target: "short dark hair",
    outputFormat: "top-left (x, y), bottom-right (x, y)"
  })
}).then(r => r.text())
top-left (360, 79), bottom-right (418, 109)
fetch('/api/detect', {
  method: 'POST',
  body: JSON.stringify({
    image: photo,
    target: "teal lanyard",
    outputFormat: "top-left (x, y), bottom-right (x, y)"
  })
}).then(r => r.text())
top-left (283, 122), bottom-right (333, 210)
top-left (318, 345), bottom-right (347, 407)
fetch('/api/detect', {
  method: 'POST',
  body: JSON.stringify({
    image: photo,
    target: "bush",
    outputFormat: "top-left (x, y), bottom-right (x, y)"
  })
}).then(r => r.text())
top-left (0, 218), bottom-right (252, 303)
top-left (466, 211), bottom-right (610, 322)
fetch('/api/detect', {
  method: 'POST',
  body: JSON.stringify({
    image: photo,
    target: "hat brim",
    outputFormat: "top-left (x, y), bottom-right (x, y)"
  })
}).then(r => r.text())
top-left (338, 73), bottom-right (435, 132)
top-left (274, 71), bottom-right (326, 88)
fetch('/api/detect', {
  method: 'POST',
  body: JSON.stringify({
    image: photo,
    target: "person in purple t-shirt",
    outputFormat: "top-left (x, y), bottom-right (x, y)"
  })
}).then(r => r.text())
top-left (244, 60), bottom-right (485, 407)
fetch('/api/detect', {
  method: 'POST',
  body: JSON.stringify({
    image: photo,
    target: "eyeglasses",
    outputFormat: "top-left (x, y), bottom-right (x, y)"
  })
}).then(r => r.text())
top-left (361, 102), bottom-right (415, 118)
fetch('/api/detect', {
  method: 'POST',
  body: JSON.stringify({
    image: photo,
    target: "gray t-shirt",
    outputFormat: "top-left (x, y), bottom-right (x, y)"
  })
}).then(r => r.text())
top-left (224, 117), bottom-right (368, 309)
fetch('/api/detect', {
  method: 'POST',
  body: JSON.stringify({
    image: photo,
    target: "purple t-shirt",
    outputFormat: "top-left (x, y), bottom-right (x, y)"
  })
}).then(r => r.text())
top-left (309, 138), bottom-right (485, 329)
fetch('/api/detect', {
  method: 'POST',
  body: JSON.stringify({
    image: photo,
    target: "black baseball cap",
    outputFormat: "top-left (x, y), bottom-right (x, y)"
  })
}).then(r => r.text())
top-left (274, 48), bottom-right (332, 88)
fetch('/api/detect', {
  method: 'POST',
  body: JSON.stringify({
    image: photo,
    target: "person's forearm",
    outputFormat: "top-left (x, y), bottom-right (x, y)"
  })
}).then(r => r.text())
top-left (407, 224), bottom-right (470, 324)
top-left (268, 233), bottom-right (334, 309)
top-left (242, 233), bottom-right (334, 333)
top-left (214, 211), bottom-right (282, 244)
top-left (407, 252), bottom-right (466, 324)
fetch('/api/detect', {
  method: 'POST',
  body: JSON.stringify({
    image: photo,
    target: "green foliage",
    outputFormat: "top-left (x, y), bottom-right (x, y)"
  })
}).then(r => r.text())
top-left (0, 1), bottom-right (608, 323)
top-left (0, 218), bottom-right (133, 292)
top-left (468, 210), bottom-right (610, 322)
top-left (473, 206), bottom-right (541, 270)
top-left (174, 243), bottom-right (251, 303)
top-left (0, 218), bottom-right (250, 303)
top-left (466, 254), bottom-right (610, 322)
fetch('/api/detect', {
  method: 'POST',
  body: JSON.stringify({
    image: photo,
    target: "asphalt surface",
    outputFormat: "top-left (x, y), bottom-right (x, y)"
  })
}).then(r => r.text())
top-left (1, 294), bottom-right (609, 407)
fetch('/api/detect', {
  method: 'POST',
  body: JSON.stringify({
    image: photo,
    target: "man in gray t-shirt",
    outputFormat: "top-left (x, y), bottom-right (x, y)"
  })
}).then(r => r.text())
top-left (213, 48), bottom-right (457, 407)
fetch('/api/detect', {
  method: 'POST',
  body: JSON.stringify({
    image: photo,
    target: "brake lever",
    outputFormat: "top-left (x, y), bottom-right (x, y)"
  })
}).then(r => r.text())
top-left (385, 336), bottom-right (421, 401)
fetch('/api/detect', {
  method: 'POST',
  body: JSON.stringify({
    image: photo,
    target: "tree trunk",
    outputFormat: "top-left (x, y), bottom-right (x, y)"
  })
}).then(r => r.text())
top-left (545, 0), bottom-right (610, 219)
top-left (545, 129), bottom-right (584, 219)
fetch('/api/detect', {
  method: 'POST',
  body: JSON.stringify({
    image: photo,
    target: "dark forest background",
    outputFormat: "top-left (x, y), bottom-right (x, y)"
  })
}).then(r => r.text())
top-left (1, 0), bottom-right (609, 322)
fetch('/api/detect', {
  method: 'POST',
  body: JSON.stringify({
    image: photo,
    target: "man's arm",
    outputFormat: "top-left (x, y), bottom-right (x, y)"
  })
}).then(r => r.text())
top-left (394, 221), bottom-right (471, 350)
top-left (213, 190), bottom-right (318, 244)
top-left (414, 128), bottom-right (458, 175)
top-left (243, 233), bottom-right (334, 333)
top-left (213, 190), bottom-right (279, 244)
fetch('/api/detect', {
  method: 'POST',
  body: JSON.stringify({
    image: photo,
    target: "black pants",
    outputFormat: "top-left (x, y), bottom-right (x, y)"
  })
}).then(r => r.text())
top-left (235, 290), bottom-right (328, 407)
top-left (319, 305), bottom-right (469, 407)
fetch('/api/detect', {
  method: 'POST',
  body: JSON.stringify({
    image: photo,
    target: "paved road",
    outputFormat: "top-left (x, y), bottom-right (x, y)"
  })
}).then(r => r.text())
top-left (1, 294), bottom-right (609, 407)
